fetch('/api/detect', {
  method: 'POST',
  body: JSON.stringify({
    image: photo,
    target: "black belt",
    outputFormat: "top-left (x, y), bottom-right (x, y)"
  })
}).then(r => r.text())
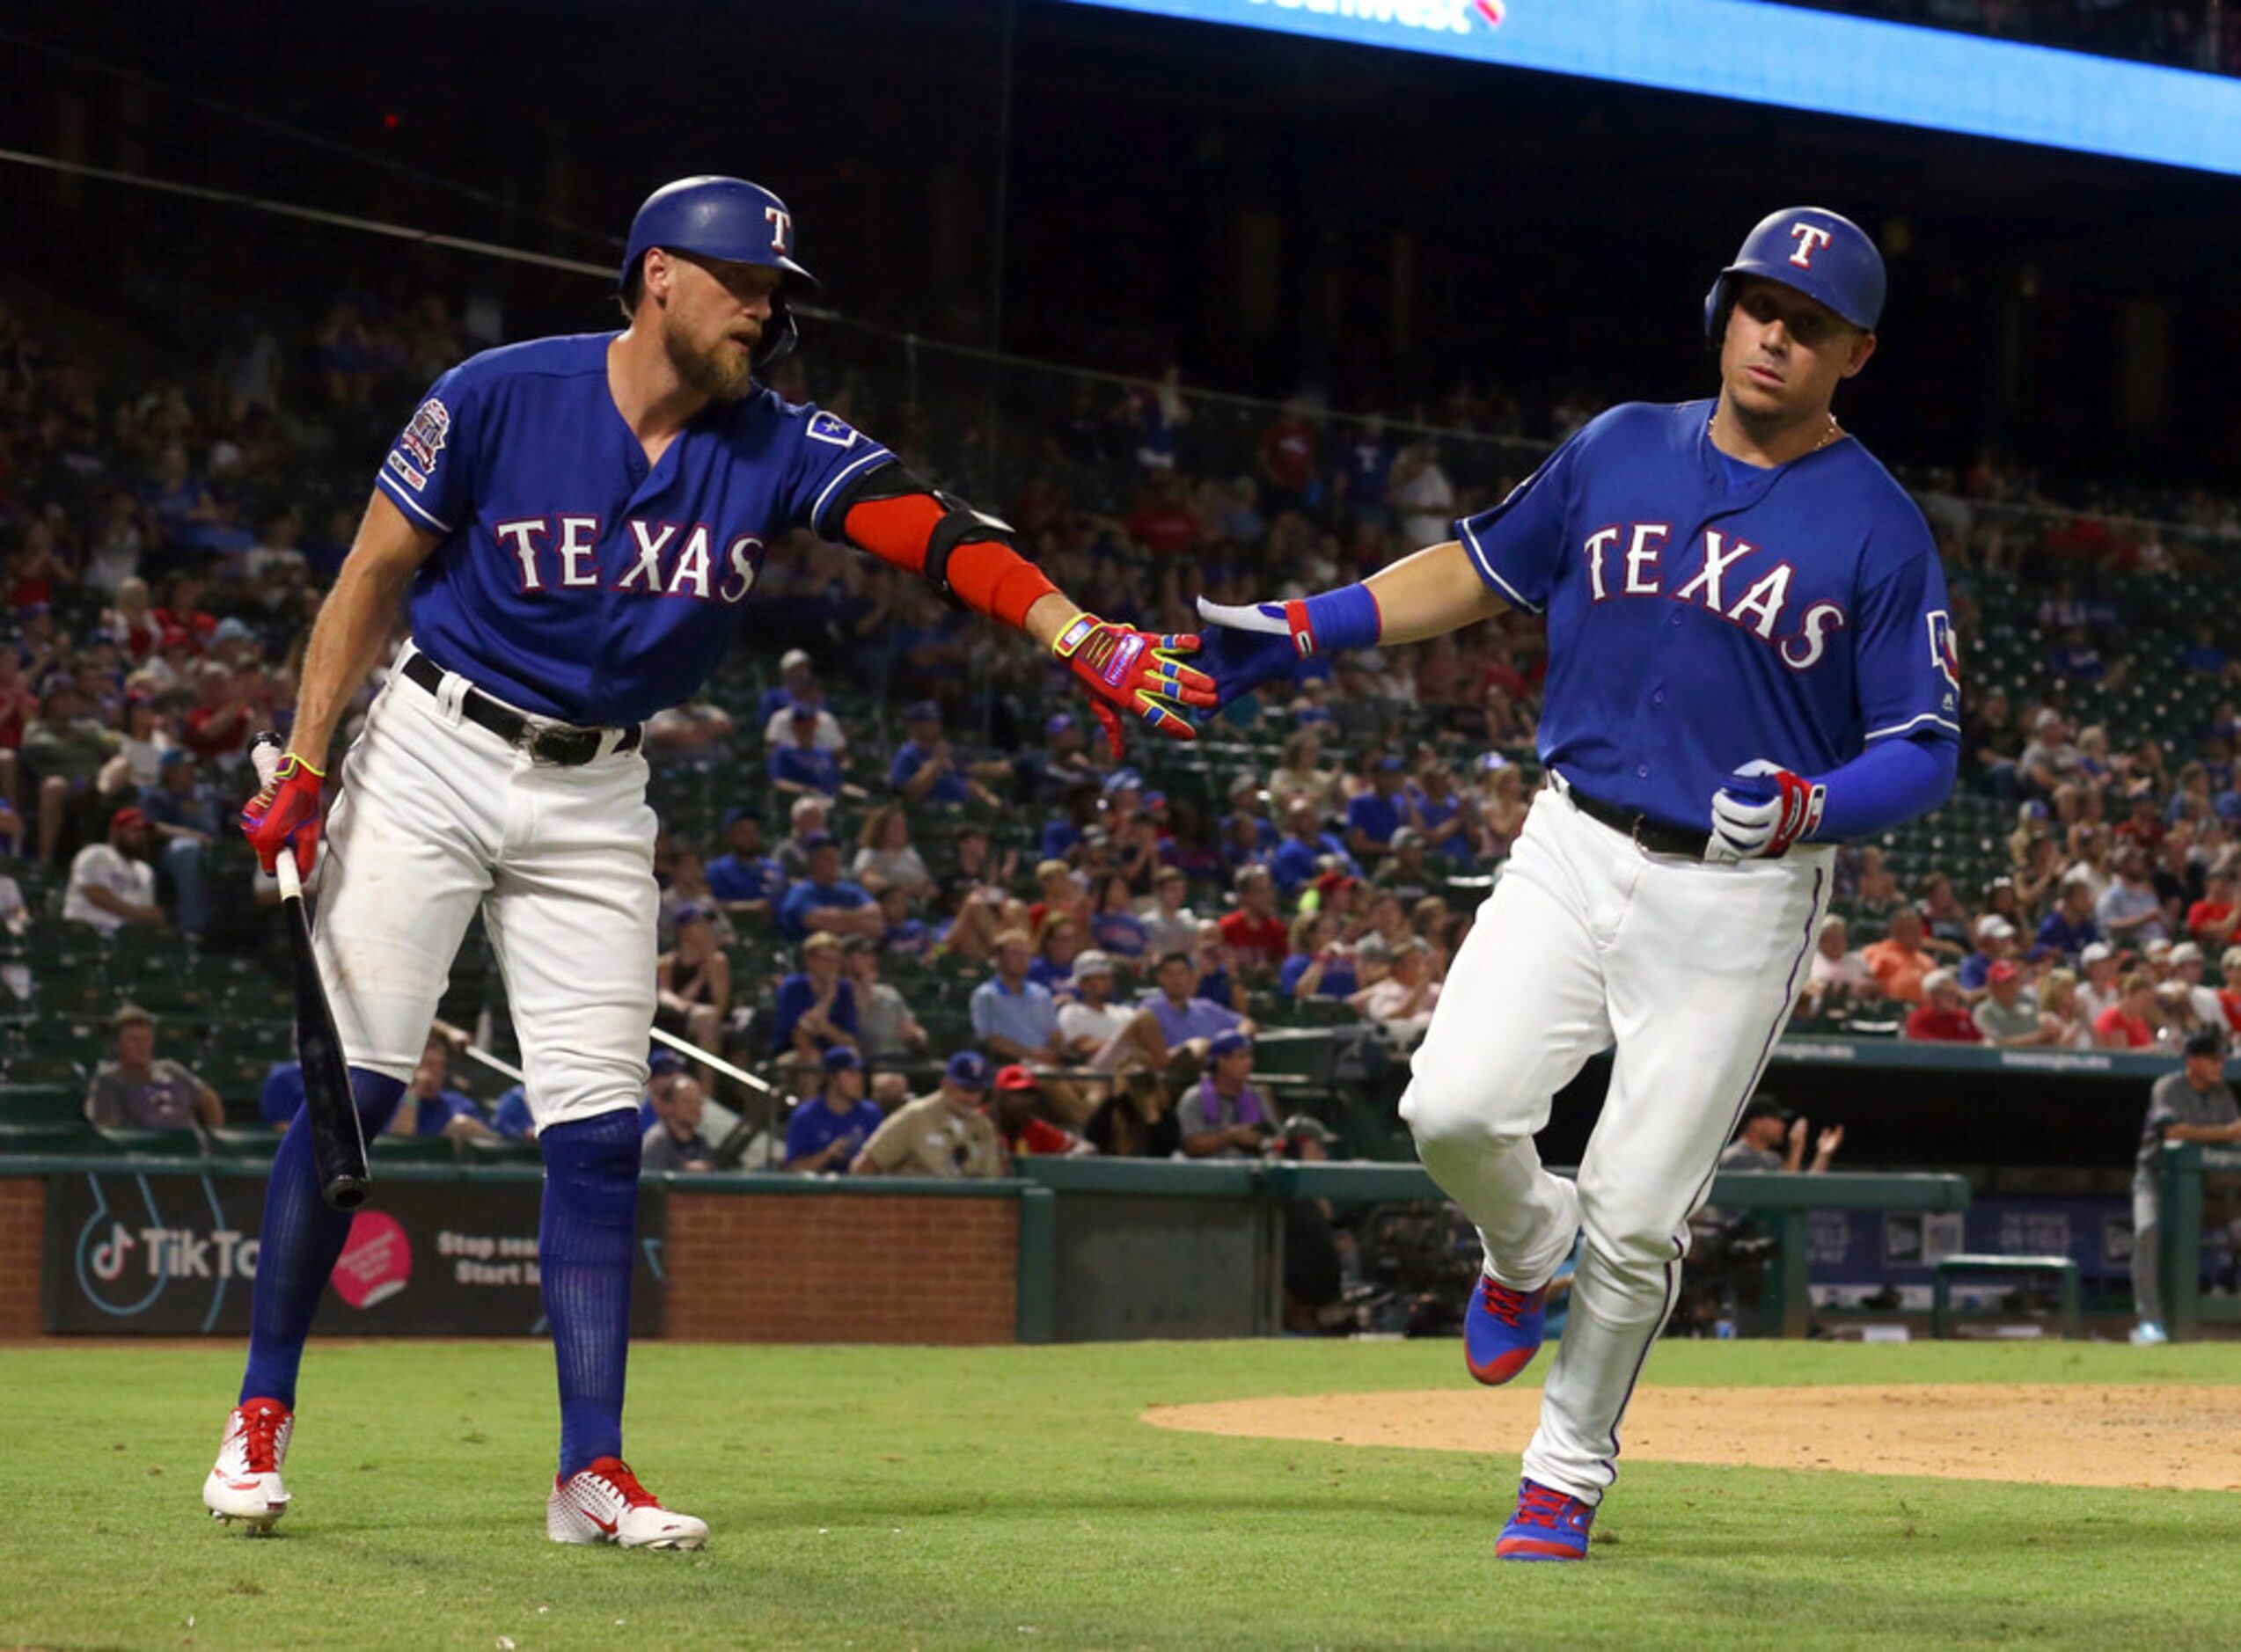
top-left (1565, 783), bottom-right (1712, 860)
top-left (400, 652), bottom-right (641, 767)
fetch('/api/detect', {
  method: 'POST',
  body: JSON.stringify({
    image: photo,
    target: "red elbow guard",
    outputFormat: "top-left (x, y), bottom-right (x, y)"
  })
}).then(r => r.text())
top-left (841, 493), bottom-right (1058, 631)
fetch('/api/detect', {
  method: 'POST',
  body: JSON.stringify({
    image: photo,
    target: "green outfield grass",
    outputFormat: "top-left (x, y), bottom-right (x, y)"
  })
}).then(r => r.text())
top-left (5, 1338), bottom-right (2240, 1648)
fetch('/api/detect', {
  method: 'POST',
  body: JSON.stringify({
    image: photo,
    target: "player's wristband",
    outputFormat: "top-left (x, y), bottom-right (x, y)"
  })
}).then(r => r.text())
top-left (1288, 583), bottom-right (1381, 657)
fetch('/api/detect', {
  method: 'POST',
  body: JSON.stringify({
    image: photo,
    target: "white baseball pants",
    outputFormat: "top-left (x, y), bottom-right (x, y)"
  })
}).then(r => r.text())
top-left (1401, 781), bottom-right (1832, 1505)
top-left (313, 642), bottom-right (659, 1131)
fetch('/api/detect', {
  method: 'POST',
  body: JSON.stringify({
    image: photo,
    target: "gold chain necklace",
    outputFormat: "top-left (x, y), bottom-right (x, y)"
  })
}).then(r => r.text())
top-left (1710, 410), bottom-right (1842, 459)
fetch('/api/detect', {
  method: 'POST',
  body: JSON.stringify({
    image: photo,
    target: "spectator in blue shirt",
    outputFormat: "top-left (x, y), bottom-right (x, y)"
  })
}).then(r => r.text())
top-left (141, 748), bottom-right (222, 935)
top-left (1219, 778), bottom-right (1282, 876)
top-left (777, 835), bottom-right (882, 944)
top-left (2035, 875), bottom-right (2099, 961)
top-left (970, 927), bottom-right (1066, 1064)
top-left (1336, 415), bottom-right (1393, 524)
top-left (392, 1030), bottom-right (496, 1140)
top-left (1271, 799), bottom-right (1356, 898)
top-left (757, 647), bottom-right (817, 727)
top-left (1279, 911), bottom-right (1358, 1001)
top-left (889, 700), bottom-right (993, 808)
top-left (707, 808), bottom-right (786, 922)
top-left (490, 1084), bottom-right (534, 1140)
top-left (1345, 757), bottom-right (1408, 865)
top-left (783, 1048), bottom-right (885, 1173)
top-left (259, 1060), bottom-right (304, 1129)
top-left (1409, 762), bottom-right (1476, 865)
top-left (771, 705), bottom-right (846, 799)
top-left (1956, 916), bottom-right (2017, 993)
top-left (772, 932), bottom-right (860, 1064)
top-left (1142, 949), bottom-right (1256, 1063)
top-left (2181, 625), bottom-right (2228, 676)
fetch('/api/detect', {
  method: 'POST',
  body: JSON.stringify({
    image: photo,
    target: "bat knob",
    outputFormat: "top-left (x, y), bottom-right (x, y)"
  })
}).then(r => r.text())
top-left (250, 730), bottom-right (287, 787)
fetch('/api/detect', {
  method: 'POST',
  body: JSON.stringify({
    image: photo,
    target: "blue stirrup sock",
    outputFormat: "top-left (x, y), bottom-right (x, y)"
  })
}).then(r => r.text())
top-left (538, 1108), bottom-right (643, 1480)
top-left (238, 1066), bottom-right (406, 1409)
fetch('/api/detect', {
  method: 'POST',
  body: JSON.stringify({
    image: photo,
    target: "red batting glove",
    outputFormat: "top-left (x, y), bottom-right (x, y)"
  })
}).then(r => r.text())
top-left (241, 753), bottom-right (326, 878)
top-left (1049, 611), bottom-right (1217, 758)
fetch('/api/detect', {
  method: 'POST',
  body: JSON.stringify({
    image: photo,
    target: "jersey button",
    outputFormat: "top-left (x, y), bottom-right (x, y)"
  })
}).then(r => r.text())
top-left (1652, 690), bottom-right (1667, 705)
top-left (1636, 764), bottom-right (1650, 779)
top-left (1668, 613), bottom-right (1682, 628)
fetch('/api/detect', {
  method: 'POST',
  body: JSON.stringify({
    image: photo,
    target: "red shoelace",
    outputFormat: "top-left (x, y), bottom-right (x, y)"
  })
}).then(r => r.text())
top-left (1512, 1482), bottom-right (1576, 1530)
top-left (238, 1401), bottom-right (287, 1474)
top-left (584, 1456), bottom-right (660, 1508)
top-left (1478, 1277), bottom-right (1535, 1327)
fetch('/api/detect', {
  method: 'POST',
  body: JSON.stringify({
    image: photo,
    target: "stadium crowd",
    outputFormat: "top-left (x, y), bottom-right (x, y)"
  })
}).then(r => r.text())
top-left (6, 253), bottom-right (2241, 1178)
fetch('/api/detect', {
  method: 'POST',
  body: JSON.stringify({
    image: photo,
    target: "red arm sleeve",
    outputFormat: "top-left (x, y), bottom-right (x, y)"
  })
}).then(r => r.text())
top-left (840, 493), bottom-right (1060, 633)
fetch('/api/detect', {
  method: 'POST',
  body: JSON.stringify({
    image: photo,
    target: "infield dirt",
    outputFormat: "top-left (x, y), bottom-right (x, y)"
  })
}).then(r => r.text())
top-left (1146, 1381), bottom-right (2241, 1490)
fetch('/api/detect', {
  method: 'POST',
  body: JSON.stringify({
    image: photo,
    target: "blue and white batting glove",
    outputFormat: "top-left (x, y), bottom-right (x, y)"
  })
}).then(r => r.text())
top-left (1707, 759), bottom-right (1826, 864)
top-left (1194, 585), bottom-right (1381, 712)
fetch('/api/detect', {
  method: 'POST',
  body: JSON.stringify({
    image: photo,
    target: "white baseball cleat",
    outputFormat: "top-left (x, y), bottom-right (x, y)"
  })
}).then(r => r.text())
top-left (202, 1398), bottom-right (294, 1531)
top-left (547, 1456), bottom-right (708, 1550)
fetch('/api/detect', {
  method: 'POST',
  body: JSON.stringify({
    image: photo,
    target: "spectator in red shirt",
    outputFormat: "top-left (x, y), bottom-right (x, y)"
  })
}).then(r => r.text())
top-left (2093, 971), bottom-right (2159, 1049)
top-left (153, 572), bottom-right (217, 647)
top-left (1256, 399), bottom-right (1318, 516)
top-left (180, 661), bottom-right (262, 766)
top-left (1123, 471), bottom-right (1200, 559)
top-left (1905, 970), bottom-right (1984, 1043)
top-left (2188, 870), bottom-right (2240, 953)
top-left (986, 1064), bottom-right (1083, 1159)
top-left (2113, 793), bottom-right (2167, 853)
top-left (1217, 865), bottom-right (1287, 975)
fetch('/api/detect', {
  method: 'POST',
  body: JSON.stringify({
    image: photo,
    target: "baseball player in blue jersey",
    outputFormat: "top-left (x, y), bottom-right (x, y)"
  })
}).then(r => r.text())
top-left (203, 176), bottom-right (1212, 1546)
top-left (1198, 208), bottom-right (1957, 1561)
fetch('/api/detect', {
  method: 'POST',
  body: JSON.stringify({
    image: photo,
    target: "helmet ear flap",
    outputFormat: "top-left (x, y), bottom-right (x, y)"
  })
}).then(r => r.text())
top-left (752, 291), bottom-right (801, 374)
top-left (1703, 276), bottom-right (1730, 347)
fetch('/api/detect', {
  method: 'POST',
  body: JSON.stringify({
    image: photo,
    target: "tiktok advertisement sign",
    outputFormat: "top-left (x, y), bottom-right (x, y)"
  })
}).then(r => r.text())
top-left (45, 1171), bottom-right (665, 1335)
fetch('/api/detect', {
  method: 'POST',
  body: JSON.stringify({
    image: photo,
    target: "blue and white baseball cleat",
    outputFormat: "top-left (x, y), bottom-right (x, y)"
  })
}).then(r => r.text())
top-left (1464, 1274), bottom-right (1549, 1385)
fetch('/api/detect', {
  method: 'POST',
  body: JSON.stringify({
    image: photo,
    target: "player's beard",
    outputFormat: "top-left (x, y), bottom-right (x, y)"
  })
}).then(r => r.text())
top-left (663, 312), bottom-right (757, 404)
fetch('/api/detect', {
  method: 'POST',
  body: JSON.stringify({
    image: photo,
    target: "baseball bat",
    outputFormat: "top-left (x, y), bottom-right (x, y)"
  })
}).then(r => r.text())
top-left (251, 733), bottom-right (370, 1211)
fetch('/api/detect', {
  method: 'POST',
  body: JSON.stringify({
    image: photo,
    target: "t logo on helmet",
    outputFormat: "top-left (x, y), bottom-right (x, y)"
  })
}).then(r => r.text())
top-left (1787, 223), bottom-right (1834, 269)
top-left (765, 206), bottom-right (793, 256)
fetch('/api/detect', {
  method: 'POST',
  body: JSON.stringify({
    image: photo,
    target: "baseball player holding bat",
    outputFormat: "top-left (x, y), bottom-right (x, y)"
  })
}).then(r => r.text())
top-left (204, 175), bottom-right (1212, 1545)
top-left (1196, 209), bottom-right (1958, 1560)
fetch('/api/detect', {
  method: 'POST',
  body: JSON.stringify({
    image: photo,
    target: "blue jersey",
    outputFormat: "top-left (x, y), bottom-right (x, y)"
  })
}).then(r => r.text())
top-left (375, 333), bottom-right (892, 726)
top-left (1454, 399), bottom-right (1956, 828)
top-left (784, 1096), bottom-right (885, 1170)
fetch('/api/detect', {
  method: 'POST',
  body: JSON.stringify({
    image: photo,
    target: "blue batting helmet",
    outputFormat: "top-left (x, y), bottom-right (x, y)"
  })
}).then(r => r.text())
top-left (619, 176), bottom-right (818, 370)
top-left (1703, 207), bottom-right (1885, 342)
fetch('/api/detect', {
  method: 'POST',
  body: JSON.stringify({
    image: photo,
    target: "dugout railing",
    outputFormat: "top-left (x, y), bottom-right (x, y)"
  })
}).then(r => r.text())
top-left (2153, 1142), bottom-right (2241, 1341)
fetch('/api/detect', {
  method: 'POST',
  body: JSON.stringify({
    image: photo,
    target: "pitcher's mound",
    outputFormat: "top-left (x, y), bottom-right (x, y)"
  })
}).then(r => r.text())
top-left (1145, 1385), bottom-right (2241, 1491)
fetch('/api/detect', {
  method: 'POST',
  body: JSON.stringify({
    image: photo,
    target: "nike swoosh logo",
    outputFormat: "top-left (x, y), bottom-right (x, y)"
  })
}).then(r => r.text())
top-left (590, 1512), bottom-right (617, 1534)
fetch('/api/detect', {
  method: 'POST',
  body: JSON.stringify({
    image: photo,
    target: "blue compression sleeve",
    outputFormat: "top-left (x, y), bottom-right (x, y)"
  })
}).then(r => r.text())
top-left (1812, 735), bottom-right (1957, 841)
top-left (1297, 583), bottom-right (1382, 654)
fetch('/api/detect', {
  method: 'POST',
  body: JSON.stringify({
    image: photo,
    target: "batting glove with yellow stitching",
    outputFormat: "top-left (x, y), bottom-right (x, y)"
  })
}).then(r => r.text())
top-left (1050, 611), bottom-right (1216, 758)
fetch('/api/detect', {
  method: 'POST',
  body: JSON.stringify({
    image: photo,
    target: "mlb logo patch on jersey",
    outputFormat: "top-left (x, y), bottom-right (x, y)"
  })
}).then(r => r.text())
top-left (805, 411), bottom-right (860, 450)
top-left (399, 398), bottom-right (451, 470)
top-left (385, 450), bottom-right (428, 493)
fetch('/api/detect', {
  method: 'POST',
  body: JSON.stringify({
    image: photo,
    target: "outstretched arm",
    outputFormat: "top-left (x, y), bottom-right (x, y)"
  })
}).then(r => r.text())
top-left (1194, 541), bottom-right (1508, 708)
top-left (831, 461), bottom-right (1212, 753)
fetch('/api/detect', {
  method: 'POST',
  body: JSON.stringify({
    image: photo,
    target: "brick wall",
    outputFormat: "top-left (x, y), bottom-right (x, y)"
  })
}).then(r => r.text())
top-left (664, 1190), bottom-right (1017, 1344)
top-left (0, 1177), bottom-right (45, 1338)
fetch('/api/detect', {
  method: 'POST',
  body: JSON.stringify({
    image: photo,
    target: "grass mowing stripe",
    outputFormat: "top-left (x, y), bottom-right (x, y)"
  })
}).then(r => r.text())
top-left (5, 1340), bottom-right (2238, 1648)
